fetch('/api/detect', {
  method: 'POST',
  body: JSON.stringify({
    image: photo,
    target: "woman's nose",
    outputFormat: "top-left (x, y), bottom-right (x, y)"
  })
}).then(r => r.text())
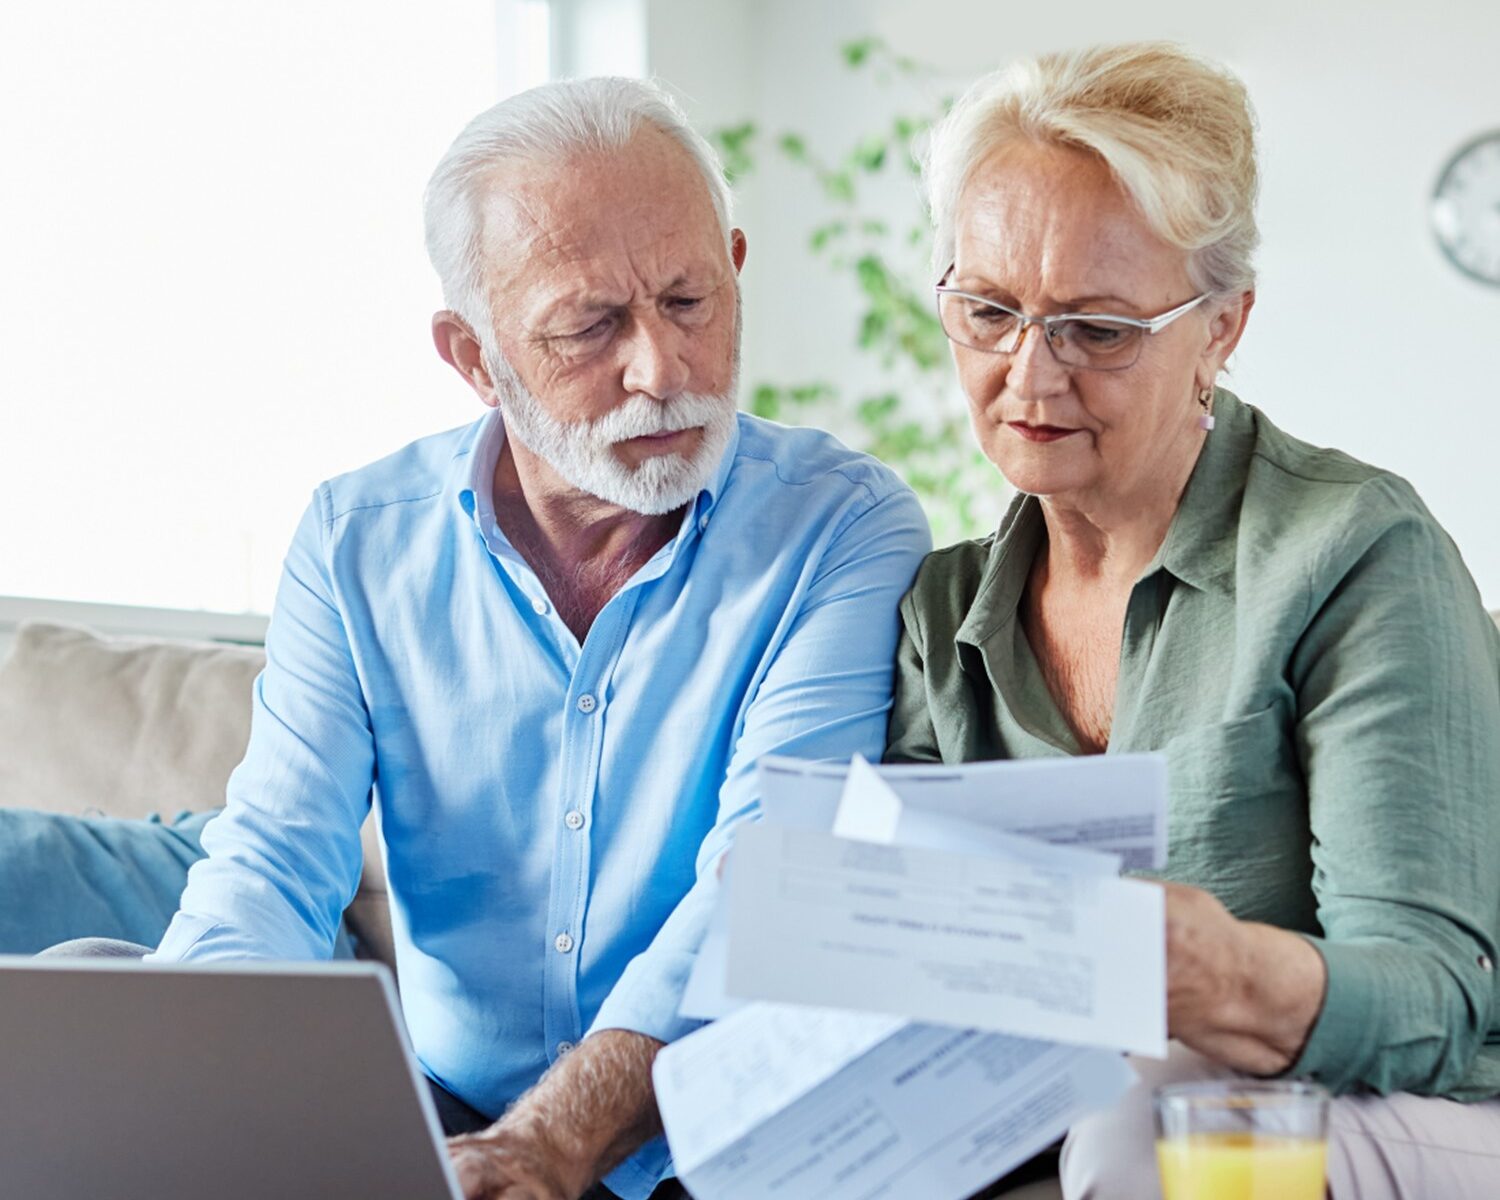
top-left (1005, 321), bottom-right (1070, 398)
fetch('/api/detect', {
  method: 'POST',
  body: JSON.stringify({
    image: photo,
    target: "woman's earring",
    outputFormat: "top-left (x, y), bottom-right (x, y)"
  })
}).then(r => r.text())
top-left (1197, 386), bottom-right (1216, 432)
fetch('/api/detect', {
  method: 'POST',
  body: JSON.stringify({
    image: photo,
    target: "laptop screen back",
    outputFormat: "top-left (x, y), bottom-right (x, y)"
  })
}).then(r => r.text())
top-left (0, 958), bottom-right (460, 1200)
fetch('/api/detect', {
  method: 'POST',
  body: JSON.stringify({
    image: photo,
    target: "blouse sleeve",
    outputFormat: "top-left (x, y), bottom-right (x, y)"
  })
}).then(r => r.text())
top-left (1285, 475), bottom-right (1500, 1096)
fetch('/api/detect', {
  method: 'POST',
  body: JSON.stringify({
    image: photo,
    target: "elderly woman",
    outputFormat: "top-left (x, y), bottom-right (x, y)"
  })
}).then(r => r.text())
top-left (886, 42), bottom-right (1500, 1199)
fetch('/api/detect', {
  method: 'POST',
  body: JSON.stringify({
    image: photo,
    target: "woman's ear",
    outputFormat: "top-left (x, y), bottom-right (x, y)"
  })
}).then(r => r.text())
top-left (1203, 288), bottom-right (1255, 375)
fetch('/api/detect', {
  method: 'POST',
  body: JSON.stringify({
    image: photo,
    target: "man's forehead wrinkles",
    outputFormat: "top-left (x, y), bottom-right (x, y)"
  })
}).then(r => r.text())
top-left (473, 132), bottom-right (730, 341)
top-left (527, 258), bottom-right (724, 330)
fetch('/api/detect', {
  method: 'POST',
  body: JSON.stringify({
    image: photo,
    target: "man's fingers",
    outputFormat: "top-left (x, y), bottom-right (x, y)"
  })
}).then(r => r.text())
top-left (448, 1140), bottom-right (550, 1200)
top-left (450, 1144), bottom-right (508, 1199)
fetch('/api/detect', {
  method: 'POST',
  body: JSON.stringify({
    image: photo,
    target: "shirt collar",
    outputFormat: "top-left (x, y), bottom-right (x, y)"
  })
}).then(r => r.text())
top-left (955, 386), bottom-right (1249, 648)
top-left (699, 413), bottom-right (740, 515)
top-left (450, 406), bottom-right (740, 532)
top-left (1146, 386), bottom-right (1250, 597)
top-left (954, 493), bottom-right (1042, 648)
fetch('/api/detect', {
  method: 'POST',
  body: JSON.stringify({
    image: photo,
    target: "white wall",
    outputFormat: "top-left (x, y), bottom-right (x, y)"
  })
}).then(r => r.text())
top-left (554, 0), bottom-right (648, 76)
top-left (0, 2), bottom-right (509, 615)
top-left (654, 0), bottom-right (1500, 600)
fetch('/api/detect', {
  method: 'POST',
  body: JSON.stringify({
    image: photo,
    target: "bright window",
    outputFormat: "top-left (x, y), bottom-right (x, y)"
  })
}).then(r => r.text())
top-left (0, 1), bottom-right (551, 614)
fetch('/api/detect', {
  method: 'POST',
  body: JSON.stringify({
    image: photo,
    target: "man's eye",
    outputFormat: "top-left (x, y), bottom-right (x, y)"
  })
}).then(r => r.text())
top-left (668, 296), bottom-right (705, 313)
top-left (569, 316), bottom-right (615, 341)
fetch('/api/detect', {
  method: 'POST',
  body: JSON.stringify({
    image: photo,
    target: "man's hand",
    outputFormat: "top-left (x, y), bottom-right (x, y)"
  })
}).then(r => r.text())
top-left (446, 1029), bottom-right (666, 1200)
top-left (447, 1124), bottom-right (574, 1200)
top-left (1162, 880), bottom-right (1327, 1075)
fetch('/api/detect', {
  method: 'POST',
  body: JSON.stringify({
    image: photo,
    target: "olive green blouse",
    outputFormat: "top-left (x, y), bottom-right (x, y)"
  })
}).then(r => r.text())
top-left (886, 389), bottom-right (1500, 1100)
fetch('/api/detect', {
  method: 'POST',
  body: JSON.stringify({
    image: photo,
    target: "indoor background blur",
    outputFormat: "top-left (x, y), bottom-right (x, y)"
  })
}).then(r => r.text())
top-left (3, 0), bottom-right (1497, 620)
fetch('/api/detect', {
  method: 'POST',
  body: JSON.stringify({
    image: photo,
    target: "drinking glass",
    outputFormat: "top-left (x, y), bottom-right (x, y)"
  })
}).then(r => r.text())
top-left (1153, 1079), bottom-right (1330, 1200)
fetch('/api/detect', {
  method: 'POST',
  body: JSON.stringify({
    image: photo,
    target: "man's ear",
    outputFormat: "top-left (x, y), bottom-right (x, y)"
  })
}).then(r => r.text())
top-left (730, 228), bottom-right (747, 274)
top-left (432, 311), bottom-right (498, 408)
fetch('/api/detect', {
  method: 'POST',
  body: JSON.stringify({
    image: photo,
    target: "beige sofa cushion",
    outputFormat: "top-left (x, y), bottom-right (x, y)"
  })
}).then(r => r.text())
top-left (0, 621), bottom-right (392, 965)
top-left (0, 622), bottom-right (265, 821)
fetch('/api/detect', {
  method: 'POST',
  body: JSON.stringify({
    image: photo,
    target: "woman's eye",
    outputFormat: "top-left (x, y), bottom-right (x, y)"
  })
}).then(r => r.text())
top-left (1070, 320), bottom-right (1129, 346)
top-left (968, 303), bottom-right (1015, 327)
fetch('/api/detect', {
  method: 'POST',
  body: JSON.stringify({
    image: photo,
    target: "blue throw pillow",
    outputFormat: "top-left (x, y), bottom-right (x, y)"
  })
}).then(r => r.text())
top-left (0, 808), bottom-right (353, 957)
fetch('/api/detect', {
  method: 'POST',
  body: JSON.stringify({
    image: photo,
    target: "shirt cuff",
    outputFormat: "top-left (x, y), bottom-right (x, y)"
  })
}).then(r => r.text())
top-left (146, 912), bottom-right (229, 962)
top-left (1282, 934), bottom-right (1380, 1093)
top-left (601, 1136), bottom-right (673, 1200)
top-left (588, 945), bottom-right (705, 1046)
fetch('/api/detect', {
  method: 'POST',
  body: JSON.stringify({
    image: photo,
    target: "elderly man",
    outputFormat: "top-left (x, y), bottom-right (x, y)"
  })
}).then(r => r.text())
top-left (143, 77), bottom-right (929, 1200)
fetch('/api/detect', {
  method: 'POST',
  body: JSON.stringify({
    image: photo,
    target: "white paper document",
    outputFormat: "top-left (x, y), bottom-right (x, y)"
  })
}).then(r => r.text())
top-left (654, 1002), bottom-right (1134, 1200)
top-left (758, 752), bottom-right (1168, 871)
top-left (681, 753), bottom-right (1167, 1024)
top-left (662, 753), bottom-right (1163, 1200)
top-left (831, 755), bottom-right (904, 843)
top-left (725, 822), bottom-right (1166, 1057)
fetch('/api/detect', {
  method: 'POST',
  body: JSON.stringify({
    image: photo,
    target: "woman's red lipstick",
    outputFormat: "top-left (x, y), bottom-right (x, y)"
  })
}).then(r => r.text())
top-left (1007, 421), bottom-right (1079, 443)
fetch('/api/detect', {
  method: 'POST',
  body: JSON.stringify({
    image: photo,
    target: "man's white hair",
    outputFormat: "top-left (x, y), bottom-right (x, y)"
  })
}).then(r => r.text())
top-left (423, 76), bottom-right (734, 336)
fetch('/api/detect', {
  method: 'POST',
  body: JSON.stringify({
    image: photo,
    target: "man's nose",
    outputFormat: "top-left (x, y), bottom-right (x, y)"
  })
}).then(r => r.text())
top-left (1005, 320), bottom-right (1069, 398)
top-left (620, 313), bottom-right (692, 400)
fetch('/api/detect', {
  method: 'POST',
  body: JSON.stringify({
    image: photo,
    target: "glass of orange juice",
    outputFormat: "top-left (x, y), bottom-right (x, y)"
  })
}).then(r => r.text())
top-left (1153, 1080), bottom-right (1330, 1200)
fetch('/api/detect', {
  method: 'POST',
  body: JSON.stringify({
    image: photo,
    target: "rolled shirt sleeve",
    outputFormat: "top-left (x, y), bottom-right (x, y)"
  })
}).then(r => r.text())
top-left (1286, 477), bottom-right (1500, 1096)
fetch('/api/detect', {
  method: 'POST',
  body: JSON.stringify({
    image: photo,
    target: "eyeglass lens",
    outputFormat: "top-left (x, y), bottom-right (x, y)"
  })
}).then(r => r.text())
top-left (936, 293), bottom-right (1146, 370)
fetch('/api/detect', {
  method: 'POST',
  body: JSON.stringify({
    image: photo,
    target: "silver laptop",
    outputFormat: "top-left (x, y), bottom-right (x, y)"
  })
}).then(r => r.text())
top-left (0, 956), bottom-right (463, 1199)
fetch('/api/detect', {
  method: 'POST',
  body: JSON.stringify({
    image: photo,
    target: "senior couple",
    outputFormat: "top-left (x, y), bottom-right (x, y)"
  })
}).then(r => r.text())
top-left (79, 42), bottom-right (1498, 1200)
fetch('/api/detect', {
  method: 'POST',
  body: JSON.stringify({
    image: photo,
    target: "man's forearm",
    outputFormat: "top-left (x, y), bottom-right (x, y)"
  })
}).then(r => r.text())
top-left (492, 1029), bottom-right (665, 1196)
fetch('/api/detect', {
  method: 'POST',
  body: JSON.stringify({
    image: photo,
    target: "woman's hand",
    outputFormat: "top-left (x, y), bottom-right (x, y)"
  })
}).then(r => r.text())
top-left (1162, 880), bottom-right (1328, 1075)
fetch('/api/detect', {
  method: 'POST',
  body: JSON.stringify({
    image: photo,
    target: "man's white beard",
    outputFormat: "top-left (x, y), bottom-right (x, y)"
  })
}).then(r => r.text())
top-left (485, 354), bottom-right (738, 517)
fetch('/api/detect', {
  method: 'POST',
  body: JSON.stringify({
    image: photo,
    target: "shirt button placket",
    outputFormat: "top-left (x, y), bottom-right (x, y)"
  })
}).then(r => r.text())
top-left (554, 663), bottom-right (608, 1078)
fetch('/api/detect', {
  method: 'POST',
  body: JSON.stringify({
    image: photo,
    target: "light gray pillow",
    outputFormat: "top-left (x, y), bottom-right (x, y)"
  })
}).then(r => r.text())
top-left (0, 621), bottom-right (263, 821)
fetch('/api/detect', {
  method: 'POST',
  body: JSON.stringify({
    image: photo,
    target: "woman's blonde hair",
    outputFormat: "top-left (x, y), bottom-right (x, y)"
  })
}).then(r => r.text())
top-left (923, 42), bottom-right (1259, 295)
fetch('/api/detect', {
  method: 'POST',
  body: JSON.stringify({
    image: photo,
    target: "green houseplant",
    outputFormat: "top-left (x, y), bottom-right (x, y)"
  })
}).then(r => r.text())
top-left (711, 37), bottom-right (997, 546)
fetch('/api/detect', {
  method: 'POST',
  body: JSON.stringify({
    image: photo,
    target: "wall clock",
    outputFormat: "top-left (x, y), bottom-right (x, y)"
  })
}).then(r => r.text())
top-left (1431, 130), bottom-right (1500, 287)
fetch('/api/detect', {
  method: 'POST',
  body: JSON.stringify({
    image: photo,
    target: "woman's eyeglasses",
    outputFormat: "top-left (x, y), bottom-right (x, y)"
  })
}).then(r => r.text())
top-left (935, 271), bottom-right (1209, 371)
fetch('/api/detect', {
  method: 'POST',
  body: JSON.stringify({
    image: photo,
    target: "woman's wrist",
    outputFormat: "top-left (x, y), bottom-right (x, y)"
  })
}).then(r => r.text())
top-left (1218, 922), bottom-right (1328, 1073)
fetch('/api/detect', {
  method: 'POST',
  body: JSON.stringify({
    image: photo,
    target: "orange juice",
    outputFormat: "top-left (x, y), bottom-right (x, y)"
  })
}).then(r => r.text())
top-left (1156, 1132), bottom-right (1326, 1200)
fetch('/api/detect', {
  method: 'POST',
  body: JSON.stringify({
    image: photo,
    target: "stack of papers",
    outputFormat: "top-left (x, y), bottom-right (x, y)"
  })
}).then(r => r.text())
top-left (654, 753), bottom-right (1170, 1200)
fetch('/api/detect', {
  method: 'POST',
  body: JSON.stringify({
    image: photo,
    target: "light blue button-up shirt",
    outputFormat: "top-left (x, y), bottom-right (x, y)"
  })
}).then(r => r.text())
top-left (150, 409), bottom-right (930, 1196)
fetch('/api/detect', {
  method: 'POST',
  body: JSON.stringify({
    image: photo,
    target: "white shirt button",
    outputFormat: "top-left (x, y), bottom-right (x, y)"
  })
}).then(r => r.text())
top-left (557, 1040), bottom-right (575, 1056)
top-left (554, 932), bottom-right (574, 954)
top-left (564, 810), bottom-right (585, 831)
top-left (1481, 954), bottom-right (1494, 973)
top-left (532, 597), bottom-right (549, 615)
top-left (576, 693), bottom-right (597, 714)
top-left (698, 513), bottom-right (710, 532)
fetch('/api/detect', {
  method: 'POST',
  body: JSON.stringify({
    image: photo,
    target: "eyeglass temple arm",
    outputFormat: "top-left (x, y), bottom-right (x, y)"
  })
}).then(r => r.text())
top-left (1140, 292), bottom-right (1210, 332)
top-left (934, 277), bottom-right (1210, 334)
